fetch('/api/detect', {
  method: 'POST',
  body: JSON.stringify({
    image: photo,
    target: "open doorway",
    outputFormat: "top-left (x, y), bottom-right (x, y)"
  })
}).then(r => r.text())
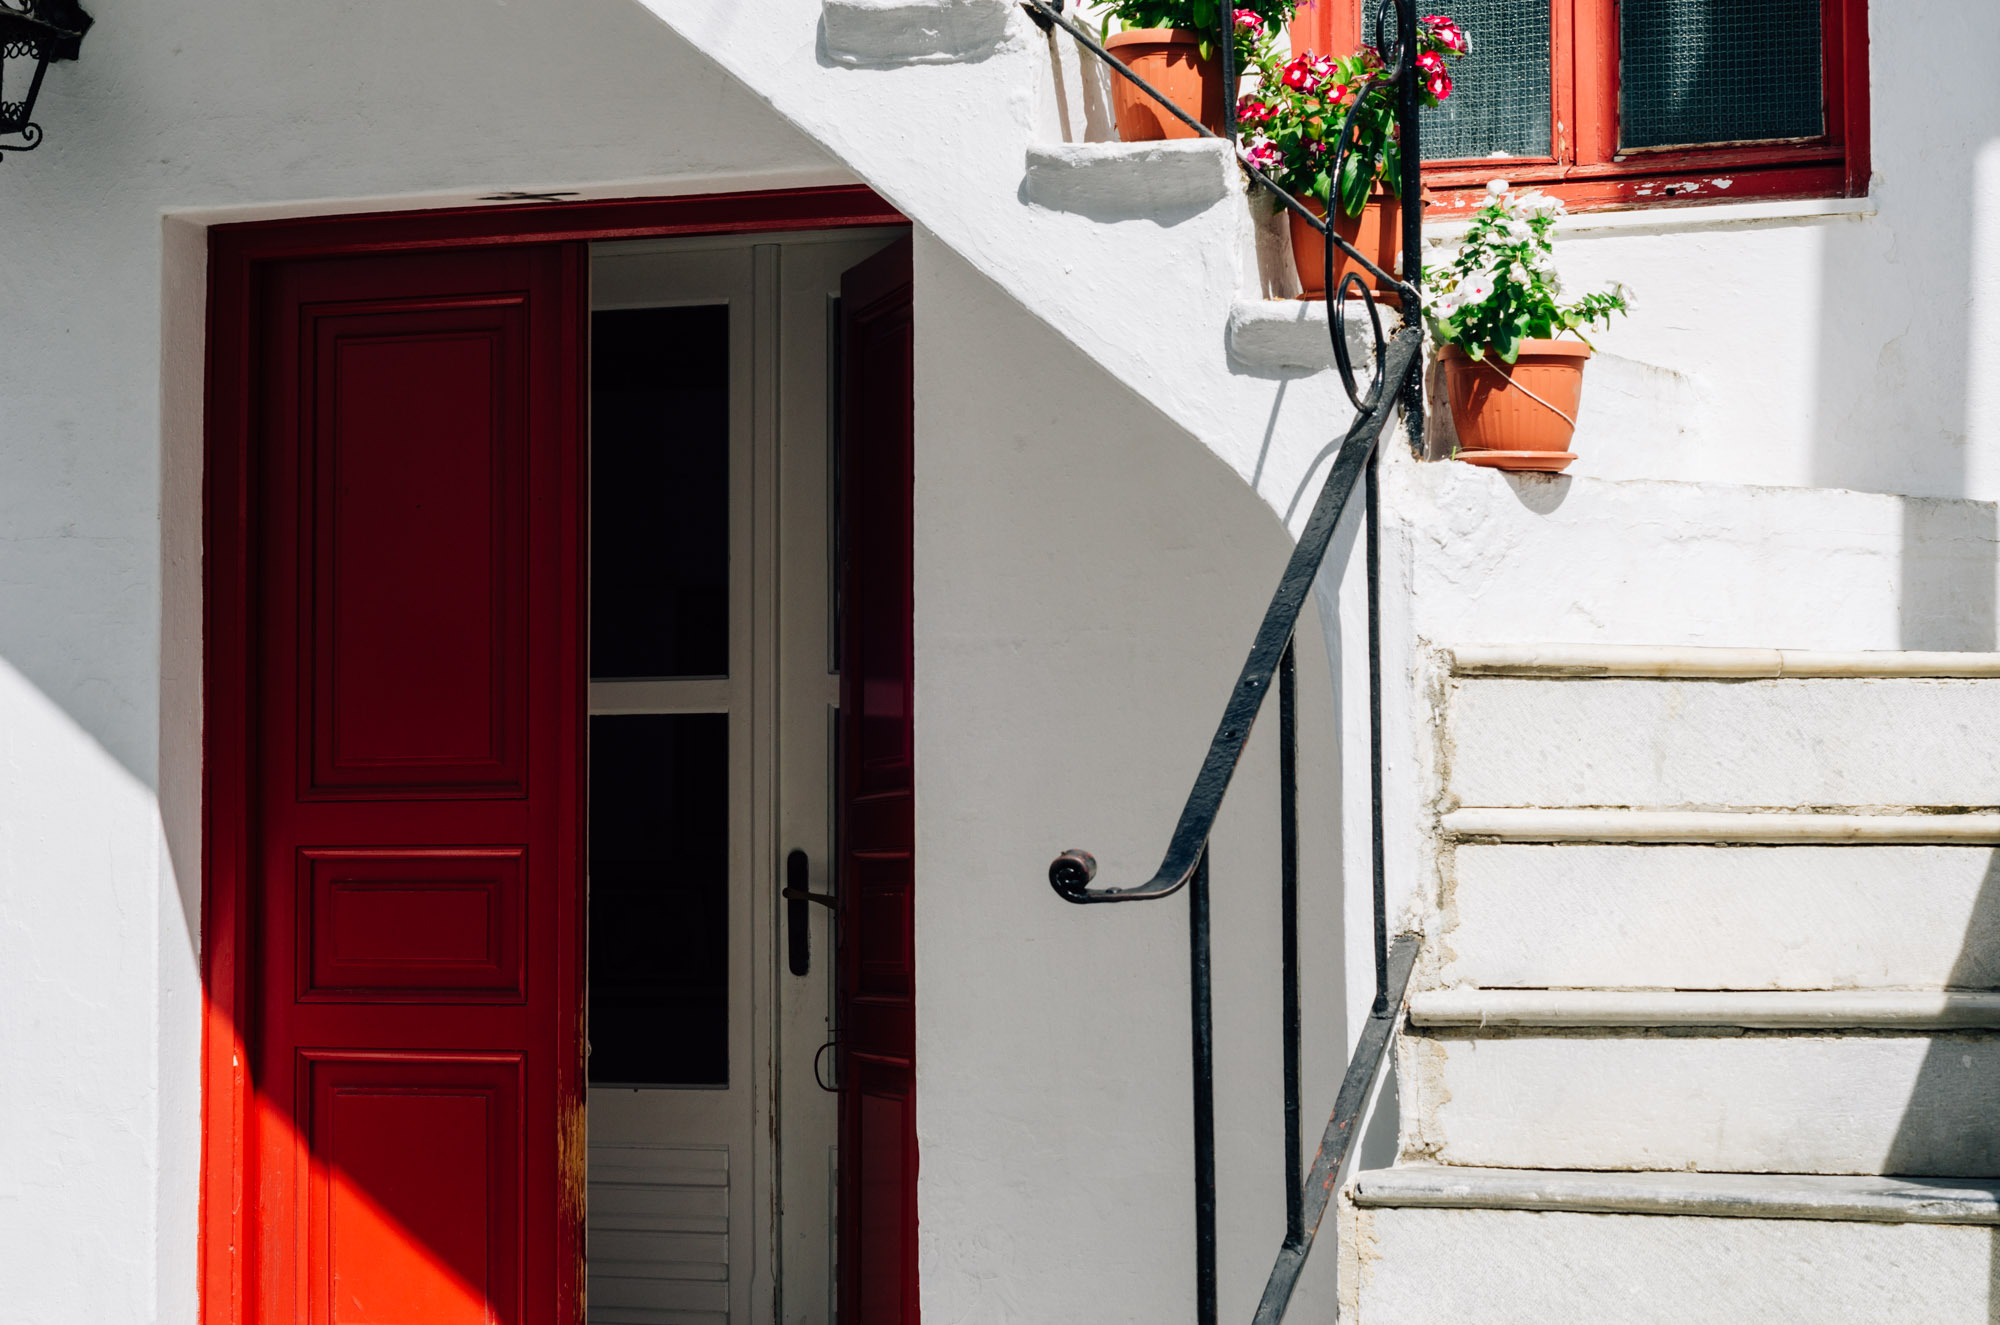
top-left (201, 194), bottom-right (913, 1325)
top-left (583, 229), bottom-right (905, 1324)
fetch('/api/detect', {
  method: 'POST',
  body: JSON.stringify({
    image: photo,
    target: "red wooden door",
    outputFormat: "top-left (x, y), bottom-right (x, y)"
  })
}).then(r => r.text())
top-left (836, 237), bottom-right (918, 1323)
top-left (248, 245), bottom-right (585, 1325)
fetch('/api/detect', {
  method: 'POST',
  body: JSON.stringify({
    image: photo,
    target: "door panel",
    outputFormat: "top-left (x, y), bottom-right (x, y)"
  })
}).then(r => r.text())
top-left (251, 246), bottom-right (585, 1325)
top-left (836, 236), bottom-right (917, 1325)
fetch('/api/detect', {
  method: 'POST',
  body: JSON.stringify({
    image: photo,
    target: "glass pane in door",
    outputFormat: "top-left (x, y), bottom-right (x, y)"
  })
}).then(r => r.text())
top-left (591, 305), bottom-right (730, 679)
top-left (589, 711), bottom-right (729, 1086)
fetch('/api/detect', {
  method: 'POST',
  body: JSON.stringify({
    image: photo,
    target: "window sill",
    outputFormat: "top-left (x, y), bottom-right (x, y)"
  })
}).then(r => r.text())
top-left (1422, 192), bottom-right (1877, 244)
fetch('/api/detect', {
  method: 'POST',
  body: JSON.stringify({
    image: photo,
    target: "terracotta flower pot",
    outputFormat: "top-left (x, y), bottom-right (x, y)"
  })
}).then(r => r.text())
top-left (1441, 341), bottom-right (1591, 472)
top-left (1105, 29), bottom-right (1224, 141)
top-left (1290, 194), bottom-right (1401, 306)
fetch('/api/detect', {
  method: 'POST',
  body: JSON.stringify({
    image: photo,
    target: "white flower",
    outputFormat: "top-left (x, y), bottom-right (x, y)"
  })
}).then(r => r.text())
top-left (1503, 218), bottom-right (1534, 243)
top-left (1516, 190), bottom-right (1563, 218)
top-left (1615, 281), bottom-right (1637, 310)
top-left (1508, 261), bottom-right (1531, 285)
top-left (1486, 178), bottom-right (1510, 196)
top-left (1456, 268), bottom-right (1497, 305)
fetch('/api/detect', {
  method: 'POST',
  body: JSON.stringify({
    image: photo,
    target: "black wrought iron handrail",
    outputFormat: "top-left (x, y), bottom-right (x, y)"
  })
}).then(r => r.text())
top-left (1026, 2), bottom-right (1430, 1320)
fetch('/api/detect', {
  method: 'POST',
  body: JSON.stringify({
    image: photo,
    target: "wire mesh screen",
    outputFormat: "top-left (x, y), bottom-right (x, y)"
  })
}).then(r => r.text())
top-left (1620, 0), bottom-right (1824, 149)
top-left (1418, 0), bottom-right (1551, 161)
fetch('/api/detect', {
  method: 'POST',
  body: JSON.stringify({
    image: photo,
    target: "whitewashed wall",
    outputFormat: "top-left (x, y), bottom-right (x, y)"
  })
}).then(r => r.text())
top-left (0, 2), bottom-right (841, 1320)
top-left (7, 0), bottom-right (2000, 1321)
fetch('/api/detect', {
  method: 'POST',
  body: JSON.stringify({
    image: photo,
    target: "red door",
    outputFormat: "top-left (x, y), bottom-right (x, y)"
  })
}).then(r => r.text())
top-left (247, 245), bottom-right (585, 1324)
top-left (836, 237), bottom-right (919, 1323)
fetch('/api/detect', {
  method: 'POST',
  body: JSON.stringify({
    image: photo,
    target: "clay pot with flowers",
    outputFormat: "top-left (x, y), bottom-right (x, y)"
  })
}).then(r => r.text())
top-left (1097, 0), bottom-right (1297, 142)
top-left (1424, 181), bottom-right (1633, 472)
top-left (1235, 13), bottom-right (1468, 301)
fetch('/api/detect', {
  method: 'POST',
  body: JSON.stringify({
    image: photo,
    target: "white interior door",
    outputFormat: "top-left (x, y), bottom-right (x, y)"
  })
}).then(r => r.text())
top-left (584, 230), bottom-right (901, 1325)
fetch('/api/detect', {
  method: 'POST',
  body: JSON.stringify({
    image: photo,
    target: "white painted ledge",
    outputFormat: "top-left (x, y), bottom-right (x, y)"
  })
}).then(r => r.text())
top-left (1023, 140), bottom-right (1238, 215)
top-left (1447, 642), bottom-right (2000, 679)
top-left (822, 0), bottom-right (1017, 65)
top-left (1424, 193), bottom-right (1877, 243)
top-left (1409, 989), bottom-right (2000, 1031)
top-left (1225, 298), bottom-right (1394, 373)
top-left (1441, 809), bottom-right (2000, 844)
top-left (1351, 1166), bottom-right (2000, 1226)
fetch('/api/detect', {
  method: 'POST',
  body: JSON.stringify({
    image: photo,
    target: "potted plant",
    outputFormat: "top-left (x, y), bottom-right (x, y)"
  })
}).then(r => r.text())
top-left (1424, 181), bottom-right (1633, 472)
top-left (1100, 1), bottom-right (1293, 142)
top-left (1236, 12), bottom-right (1467, 301)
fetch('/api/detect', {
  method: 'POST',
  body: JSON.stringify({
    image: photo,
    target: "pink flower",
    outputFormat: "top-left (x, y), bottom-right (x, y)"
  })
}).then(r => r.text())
top-left (1237, 95), bottom-right (1275, 125)
top-left (1242, 136), bottom-right (1284, 176)
top-left (1233, 8), bottom-right (1264, 33)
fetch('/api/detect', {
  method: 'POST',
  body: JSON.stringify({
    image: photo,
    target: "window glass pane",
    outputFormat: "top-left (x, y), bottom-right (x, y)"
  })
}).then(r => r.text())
top-left (591, 305), bottom-right (730, 680)
top-left (1419, 0), bottom-right (1551, 161)
top-left (1620, 0), bottom-right (1823, 150)
top-left (589, 712), bottom-right (729, 1087)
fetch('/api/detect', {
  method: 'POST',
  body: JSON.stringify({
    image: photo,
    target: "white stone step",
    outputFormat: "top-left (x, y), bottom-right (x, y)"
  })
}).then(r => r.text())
top-left (1401, 1031), bottom-right (2000, 1176)
top-left (1447, 672), bottom-right (2000, 809)
top-left (1436, 843), bottom-right (2000, 991)
top-left (1343, 1167), bottom-right (2000, 1324)
top-left (1409, 989), bottom-right (2000, 1029)
top-left (821, 0), bottom-right (1016, 65)
top-left (1021, 140), bottom-right (1240, 216)
top-left (1442, 807), bottom-right (2000, 843)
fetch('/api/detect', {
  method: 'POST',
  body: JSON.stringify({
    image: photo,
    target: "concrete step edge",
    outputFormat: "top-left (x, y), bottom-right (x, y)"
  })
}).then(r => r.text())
top-left (1409, 988), bottom-right (2000, 1030)
top-left (1443, 808), bottom-right (2000, 844)
top-left (1352, 1165), bottom-right (2000, 1225)
top-left (1446, 642), bottom-right (2000, 678)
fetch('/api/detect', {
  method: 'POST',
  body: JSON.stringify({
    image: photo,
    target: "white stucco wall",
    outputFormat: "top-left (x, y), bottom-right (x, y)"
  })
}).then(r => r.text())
top-left (10, 0), bottom-right (2000, 1320)
top-left (0, 4), bottom-right (842, 1320)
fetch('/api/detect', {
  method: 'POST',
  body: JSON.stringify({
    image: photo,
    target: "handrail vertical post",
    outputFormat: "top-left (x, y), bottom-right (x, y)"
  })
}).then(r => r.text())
top-left (1190, 848), bottom-right (1218, 1325)
top-left (1278, 642), bottom-right (1303, 1248)
top-left (1396, 0), bottom-right (1425, 457)
top-left (1366, 447), bottom-right (1389, 1016)
top-left (1219, 9), bottom-right (1238, 144)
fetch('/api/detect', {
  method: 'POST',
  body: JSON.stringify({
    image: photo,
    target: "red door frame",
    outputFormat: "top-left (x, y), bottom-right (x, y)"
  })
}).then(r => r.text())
top-left (201, 184), bottom-right (907, 1325)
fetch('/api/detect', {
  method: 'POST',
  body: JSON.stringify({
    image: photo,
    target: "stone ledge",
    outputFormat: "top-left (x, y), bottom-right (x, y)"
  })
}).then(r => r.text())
top-left (1442, 808), bottom-right (2000, 845)
top-left (1022, 140), bottom-right (1238, 217)
top-left (1448, 642), bottom-right (2000, 679)
top-left (1408, 988), bottom-right (2000, 1031)
top-left (1352, 1165), bottom-right (2000, 1226)
top-left (1225, 298), bottom-right (1391, 373)
top-left (822, 0), bottom-right (1017, 65)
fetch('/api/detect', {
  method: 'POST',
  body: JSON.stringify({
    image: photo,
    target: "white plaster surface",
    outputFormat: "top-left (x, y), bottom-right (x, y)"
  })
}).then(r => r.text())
top-left (910, 235), bottom-right (1355, 1324)
top-left (1343, 1202), bottom-right (1999, 1324)
top-left (1402, 1032), bottom-right (2000, 1176)
top-left (1437, 844), bottom-right (2000, 991)
top-left (821, 0), bottom-right (1018, 64)
top-left (1448, 676), bottom-right (2000, 809)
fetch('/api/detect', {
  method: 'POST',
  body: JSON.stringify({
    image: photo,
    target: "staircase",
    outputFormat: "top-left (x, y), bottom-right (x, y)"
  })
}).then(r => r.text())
top-left (1342, 644), bottom-right (2000, 1323)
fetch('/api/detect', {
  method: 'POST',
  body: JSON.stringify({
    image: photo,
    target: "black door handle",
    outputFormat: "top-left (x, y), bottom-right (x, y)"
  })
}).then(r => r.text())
top-left (785, 850), bottom-right (833, 976)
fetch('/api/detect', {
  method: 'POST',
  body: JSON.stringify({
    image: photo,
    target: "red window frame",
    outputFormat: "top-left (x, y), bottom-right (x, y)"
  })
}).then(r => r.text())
top-left (1290, 0), bottom-right (1869, 212)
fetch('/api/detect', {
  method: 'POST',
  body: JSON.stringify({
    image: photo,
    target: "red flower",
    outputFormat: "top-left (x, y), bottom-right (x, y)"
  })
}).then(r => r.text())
top-left (1281, 54), bottom-right (1320, 90)
top-left (1427, 70), bottom-right (1452, 99)
top-left (1416, 49), bottom-right (1446, 76)
top-left (1422, 14), bottom-right (1469, 53)
top-left (1234, 8), bottom-right (1264, 33)
top-left (1237, 95), bottom-right (1275, 124)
